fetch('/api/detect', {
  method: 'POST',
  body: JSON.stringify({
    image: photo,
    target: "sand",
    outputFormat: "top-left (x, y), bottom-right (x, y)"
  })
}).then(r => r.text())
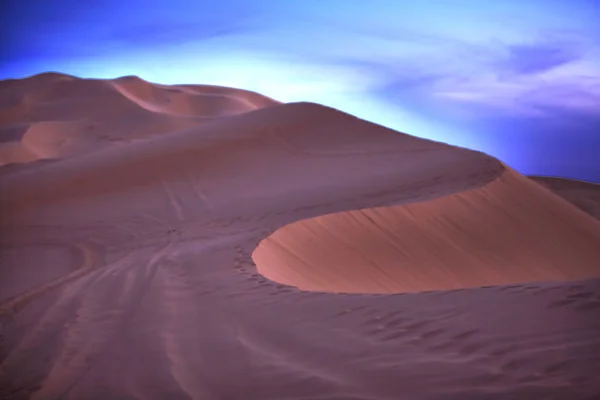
top-left (254, 168), bottom-right (600, 294)
top-left (529, 176), bottom-right (600, 221)
top-left (1, 73), bottom-right (599, 400)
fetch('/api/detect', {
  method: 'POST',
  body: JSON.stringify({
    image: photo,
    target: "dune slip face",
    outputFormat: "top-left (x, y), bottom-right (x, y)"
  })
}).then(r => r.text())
top-left (1, 73), bottom-right (600, 400)
top-left (254, 168), bottom-right (600, 294)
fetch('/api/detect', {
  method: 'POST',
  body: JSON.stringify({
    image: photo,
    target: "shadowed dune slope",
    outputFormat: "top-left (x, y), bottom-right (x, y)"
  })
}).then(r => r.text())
top-left (253, 168), bottom-right (600, 293)
top-left (0, 72), bottom-right (280, 166)
top-left (530, 176), bottom-right (600, 220)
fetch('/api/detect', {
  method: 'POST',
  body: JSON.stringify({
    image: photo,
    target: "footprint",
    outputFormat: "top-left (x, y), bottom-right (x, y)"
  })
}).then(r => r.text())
top-left (544, 360), bottom-right (570, 374)
top-left (451, 329), bottom-right (479, 341)
top-left (403, 320), bottom-right (432, 331)
top-left (472, 372), bottom-right (504, 384)
top-left (497, 285), bottom-right (522, 292)
top-left (421, 328), bottom-right (444, 339)
top-left (268, 288), bottom-right (292, 295)
top-left (365, 326), bottom-right (387, 336)
top-left (568, 375), bottom-right (593, 385)
top-left (383, 317), bottom-right (406, 329)
top-left (458, 343), bottom-right (484, 356)
top-left (566, 291), bottom-right (594, 300)
top-left (380, 310), bottom-right (404, 320)
top-left (532, 287), bottom-right (555, 295)
top-left (427, 341), bottom-right (455, 351)
top-left (517, 373), bottom-right (543, 383)
top-left (379, 329), bottom-right (411, 342)
top-left (547, 298), bottom-right (578, 309)
top-left (524, 285), bottom-right (542, 291)
top-left (500, 358), bottom-right (528, 372)
top-left (488, 346), bottom-right (517, 358)
top-left (331, 305), bottom-right (368, 318)
top-left (437, 288), bottom-right (466, 297)
top-left (575, 301), bottom-right (600, 311)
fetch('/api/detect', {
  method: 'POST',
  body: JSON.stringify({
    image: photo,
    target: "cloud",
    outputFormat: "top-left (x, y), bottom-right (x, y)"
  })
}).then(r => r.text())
top-left (501, 40), bottom-right (585, 75)
top-left (516, 81), bottom-right (600, 119)
top-left (336, 33), bottom-right (600, 121)
top-left (108, 20), bottom-right (250, 46)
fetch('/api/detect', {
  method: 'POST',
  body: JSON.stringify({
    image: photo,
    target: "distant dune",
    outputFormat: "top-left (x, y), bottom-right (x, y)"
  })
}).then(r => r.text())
top-left (1, 73), bottom-right (600, 400)
top-left (529, 176), bottom-right (600, 220)
top-left (0, 72), bottom-right (280, 167)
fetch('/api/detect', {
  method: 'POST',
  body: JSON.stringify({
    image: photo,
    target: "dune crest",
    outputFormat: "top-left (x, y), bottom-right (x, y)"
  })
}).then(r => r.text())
top-left (110, 75), bottom-right (280, 116)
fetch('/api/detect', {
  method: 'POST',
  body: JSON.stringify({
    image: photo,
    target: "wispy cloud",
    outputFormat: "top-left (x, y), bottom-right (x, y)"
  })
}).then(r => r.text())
top-left (501, 40), bottom-right (587, 75)
top-left (517, 81), bottom-right (600, 116)
top-left (107, 20), bottom-right (251, 47)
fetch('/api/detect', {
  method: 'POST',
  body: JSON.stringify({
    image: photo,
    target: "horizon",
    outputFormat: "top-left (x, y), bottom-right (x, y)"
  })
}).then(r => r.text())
top-left (2, 0), bottom-right (599, 182)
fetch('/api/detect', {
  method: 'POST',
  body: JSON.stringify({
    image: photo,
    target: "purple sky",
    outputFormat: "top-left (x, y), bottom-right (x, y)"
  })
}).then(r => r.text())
top-left (2, 0), bottom-right (599, 181)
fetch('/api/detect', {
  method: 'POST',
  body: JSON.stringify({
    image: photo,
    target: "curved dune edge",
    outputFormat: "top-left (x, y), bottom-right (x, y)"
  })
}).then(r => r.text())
top-left (0, 142), bottom-right (38, 166)
top-left (109, 75), bottom-right (281, 116)
top-left (253, 167), bottom-right (600, 294)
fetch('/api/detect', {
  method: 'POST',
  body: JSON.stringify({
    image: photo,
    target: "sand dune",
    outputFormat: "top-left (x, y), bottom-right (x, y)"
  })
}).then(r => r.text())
top-left (253, 167), bottom-right (600, 293)
top-left (111, 75), bottom-right (279, 116)
top-left (1, 74), bottom-right (600, 400)
top-left (0, 100), bottom-right (502, 224)
top-left (0, 72), bottom-right (280, 167)
top-left (530, 176), bottom-right (600, 220)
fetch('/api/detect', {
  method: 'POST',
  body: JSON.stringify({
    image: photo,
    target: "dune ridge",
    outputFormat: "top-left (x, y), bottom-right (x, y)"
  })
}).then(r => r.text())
top-left (253, 166), bottom-right (600, 293)
top-left (0, 100), bottom-right (503, 223)
top-left (0, 72), bottom-right (280, 167)
top-left (1, 74), bottom-right (600, 400)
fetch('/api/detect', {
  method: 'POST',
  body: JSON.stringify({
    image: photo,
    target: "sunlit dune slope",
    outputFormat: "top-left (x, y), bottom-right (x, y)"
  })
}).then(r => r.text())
top-left (0, 72), bottom-right (280, 166)
top-left (530, 176), bottom-right (600, 220)
top-left (253, 168), bottom-right (600, 294)
top-left (111, 75), bottom-right (280, 116)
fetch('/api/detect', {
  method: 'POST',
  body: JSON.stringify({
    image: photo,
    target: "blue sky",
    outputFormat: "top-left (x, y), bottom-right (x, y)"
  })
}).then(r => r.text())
top-left (2, 0), bottom-right (599, 181)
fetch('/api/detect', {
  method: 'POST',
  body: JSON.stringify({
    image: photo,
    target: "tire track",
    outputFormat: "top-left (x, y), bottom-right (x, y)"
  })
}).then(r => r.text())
top-left (0, 243), bottom-right (101, 322)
